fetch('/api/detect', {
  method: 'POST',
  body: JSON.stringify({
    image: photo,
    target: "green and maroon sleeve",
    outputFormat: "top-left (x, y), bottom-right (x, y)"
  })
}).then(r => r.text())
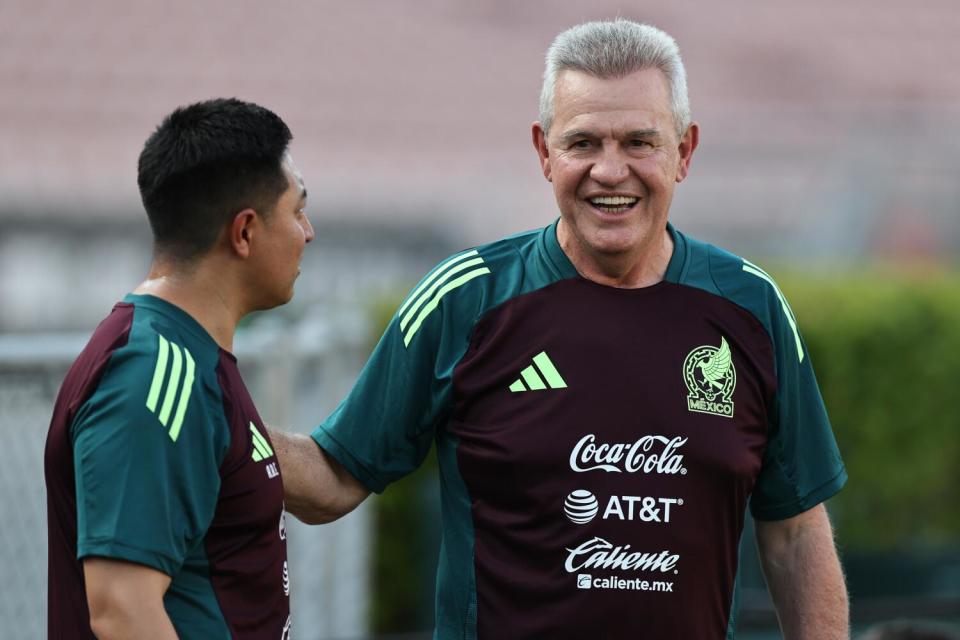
top-left (313, 249), bottom-right (495, 493)
top-left (72, 327), bottom-right (229, 575)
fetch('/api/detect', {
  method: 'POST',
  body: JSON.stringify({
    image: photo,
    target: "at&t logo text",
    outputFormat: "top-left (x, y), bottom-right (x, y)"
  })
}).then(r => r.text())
top-left (564, 490), bottom-right (682, 525)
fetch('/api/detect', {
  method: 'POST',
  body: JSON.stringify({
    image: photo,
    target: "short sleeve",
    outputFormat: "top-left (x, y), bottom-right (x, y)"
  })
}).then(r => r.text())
top-left (72, 336), bottom-right (228, 576)
top-left (313, 251), bottom-right (491, 493)
top-left (744, 265), bottom-right (847, 520)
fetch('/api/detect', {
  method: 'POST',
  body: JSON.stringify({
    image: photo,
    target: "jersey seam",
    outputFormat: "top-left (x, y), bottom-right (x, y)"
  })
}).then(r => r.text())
top-left (215, 360), bottom-right (252, 477)
top-left (202, 535), bottom-right (239, 639)
top-left (68, 315), bottom-right (136, 440)
top-left (707, 251), bottom-right (802, 503)
top-left (460, 243), bottom-right (529, 362)
top-left (69, 346), bottom-right (126, 442)
top-left (314, 428), bottom-right (388, 493)
top-left (127, 294), bottom-right (220, 350)
top-left (752, 465), bottom-right (847, 520)
top-left (78, 537), bottom-right (181, 575)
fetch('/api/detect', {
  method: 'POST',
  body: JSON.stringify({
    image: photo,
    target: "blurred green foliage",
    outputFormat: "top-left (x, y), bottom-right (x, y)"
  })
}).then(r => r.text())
top-left (777, 268), bottom-right (960, 550)
top-left (366, 269), bottom-right (960, 630)
top-left (369, 449), bottom-right (439, 632)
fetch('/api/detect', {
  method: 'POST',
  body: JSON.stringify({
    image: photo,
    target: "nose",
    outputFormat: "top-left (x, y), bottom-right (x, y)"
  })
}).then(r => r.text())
top-left (589, 143), bottom-right (630, 186)
top-left (302, 215), bottom-right (315, 244)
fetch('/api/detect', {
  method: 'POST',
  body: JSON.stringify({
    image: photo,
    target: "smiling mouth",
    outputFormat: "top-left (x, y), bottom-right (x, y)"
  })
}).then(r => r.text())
top-left (588, 195), bottom-right (639, 214)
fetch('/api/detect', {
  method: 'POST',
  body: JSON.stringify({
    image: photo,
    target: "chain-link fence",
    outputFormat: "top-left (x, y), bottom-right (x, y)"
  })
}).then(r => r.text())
top-left (0, 309), bottom-right (374, 639)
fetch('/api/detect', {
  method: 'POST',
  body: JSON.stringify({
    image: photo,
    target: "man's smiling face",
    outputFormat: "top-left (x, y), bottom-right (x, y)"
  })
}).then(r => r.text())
top-left (534, 67), bottom-right (696, 275)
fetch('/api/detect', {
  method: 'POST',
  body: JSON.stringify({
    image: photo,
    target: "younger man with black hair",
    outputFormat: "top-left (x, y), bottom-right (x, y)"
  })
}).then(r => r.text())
top-left (45, 98), bottom-right (313, 639)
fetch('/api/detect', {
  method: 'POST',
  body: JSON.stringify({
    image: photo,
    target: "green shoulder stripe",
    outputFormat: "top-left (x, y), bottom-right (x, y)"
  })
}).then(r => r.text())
top-left (402, 264), bottom-right (492, 347)
top-left (398, 250), bottom-right (480, 324)
top-left (146, 334), bottom-right (170, 412)
top-left (741, 259), bottom-right (804, 362)
top-left (168, 349), bottom-right (196, 442)
top-left (144, 333), bottom-right (198, 442)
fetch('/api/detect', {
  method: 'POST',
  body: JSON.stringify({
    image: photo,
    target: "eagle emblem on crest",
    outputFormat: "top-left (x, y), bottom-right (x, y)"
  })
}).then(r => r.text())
top-left (683, 336), bottom-right (736, 418)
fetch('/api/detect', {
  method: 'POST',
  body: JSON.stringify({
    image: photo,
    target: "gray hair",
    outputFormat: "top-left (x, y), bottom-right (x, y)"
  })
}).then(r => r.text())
top-left (538, 19), bottom-right (691, 138)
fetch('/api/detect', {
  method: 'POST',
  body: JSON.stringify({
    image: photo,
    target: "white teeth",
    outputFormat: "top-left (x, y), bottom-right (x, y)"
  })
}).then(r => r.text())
top-left (590, 196), bottom-right (638, 206)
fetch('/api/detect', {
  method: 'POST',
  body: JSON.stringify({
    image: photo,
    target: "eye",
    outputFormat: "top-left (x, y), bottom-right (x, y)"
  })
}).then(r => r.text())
top-left (629, 139), bottom-right (652, 148)
top-left (571, 139), bottom-right (592, 150)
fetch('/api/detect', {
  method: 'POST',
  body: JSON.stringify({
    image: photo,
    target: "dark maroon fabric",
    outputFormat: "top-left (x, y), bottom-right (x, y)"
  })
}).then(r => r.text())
top-left (45, 303), bottom-right (134, 640)
top-left (211, 354), bottom-right (290, 637)
top-left (451, 279), bottom-right (776, 639)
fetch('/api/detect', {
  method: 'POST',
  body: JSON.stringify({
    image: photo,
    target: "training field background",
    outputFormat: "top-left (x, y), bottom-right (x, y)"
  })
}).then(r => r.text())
top-left (1, 1), bottom-right (959, 638)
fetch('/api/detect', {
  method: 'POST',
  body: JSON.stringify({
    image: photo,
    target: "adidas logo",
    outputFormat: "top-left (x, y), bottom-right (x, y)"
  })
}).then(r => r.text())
top-left (250, 423), bottom-right (275, 461)
top-left (146, 334), bottom-right (196, 442)
top-left (250, 423), bottom-right (279, 478)
top-left (509, 351), bottom-right (567, 392)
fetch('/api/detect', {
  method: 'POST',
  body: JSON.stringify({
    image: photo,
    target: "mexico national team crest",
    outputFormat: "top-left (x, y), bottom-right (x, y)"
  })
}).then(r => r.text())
top-left (683, 336), bottom-right (736, 418)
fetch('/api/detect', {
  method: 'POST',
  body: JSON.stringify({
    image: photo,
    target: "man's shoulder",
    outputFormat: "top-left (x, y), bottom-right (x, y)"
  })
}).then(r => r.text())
top-left (673, 226), bottom-right (804, 361)
top-left (409, 225), bottom-right (554, 303)
top-left (122, 296), bottom-right (220, 365)
top-left (441, 225), bottom-right (546, 276)
top-left (672, 227), bottom-right (784, 309)
top-left (396, 224), bottom-right (569, 348)
top-left (69, 298), bottom-right (232, 458)
top-left (447, 223), bottom-right (572, 293)
top-left (75, 298), bottom-right (224, 427)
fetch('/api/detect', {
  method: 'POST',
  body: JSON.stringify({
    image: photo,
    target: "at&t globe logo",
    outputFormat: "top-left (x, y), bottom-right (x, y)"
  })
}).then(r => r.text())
top-left (564, 490), bottom-right (599, 524)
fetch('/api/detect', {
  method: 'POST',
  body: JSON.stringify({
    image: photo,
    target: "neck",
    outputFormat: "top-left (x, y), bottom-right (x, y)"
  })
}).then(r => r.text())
top-left (132, 257), bottom-right (245, 351)
top-left (558, 221), bottom-right (674, 288)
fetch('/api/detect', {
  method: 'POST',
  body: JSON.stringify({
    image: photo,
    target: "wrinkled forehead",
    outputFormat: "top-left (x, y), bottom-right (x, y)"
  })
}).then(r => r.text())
top-left (551, 68), bottom-right (675, 132)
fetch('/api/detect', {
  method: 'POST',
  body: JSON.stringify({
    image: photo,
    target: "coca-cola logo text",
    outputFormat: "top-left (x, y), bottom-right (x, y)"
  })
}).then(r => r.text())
top-left (569, 434), bottom-right (687, 474)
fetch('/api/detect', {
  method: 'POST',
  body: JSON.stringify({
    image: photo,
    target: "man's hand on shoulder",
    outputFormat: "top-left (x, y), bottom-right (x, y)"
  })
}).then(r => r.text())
top-left (269, 428), bottom-right (370, 524)
top-left (84, 558), bottom-right (177, 639)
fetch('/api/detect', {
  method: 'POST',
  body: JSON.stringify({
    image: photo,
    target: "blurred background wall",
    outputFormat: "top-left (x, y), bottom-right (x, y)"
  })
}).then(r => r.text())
top-left (1, 0), bottom-right (958, 638)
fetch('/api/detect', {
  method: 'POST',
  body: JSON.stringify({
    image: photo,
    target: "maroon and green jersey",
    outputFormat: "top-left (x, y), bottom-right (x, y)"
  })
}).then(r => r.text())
top-left (45, 294), bottom-right (291, 639)
top-left (313, 220), bottom-right (846, 639)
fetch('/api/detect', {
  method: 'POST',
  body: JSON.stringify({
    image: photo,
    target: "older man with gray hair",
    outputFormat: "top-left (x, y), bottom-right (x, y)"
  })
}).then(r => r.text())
top-left (275, 18), bottom-right (848, 639)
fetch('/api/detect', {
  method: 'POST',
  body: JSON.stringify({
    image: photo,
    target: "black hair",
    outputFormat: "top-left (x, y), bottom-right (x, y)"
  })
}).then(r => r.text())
top-left (137, 98), bottom-right (293, 261)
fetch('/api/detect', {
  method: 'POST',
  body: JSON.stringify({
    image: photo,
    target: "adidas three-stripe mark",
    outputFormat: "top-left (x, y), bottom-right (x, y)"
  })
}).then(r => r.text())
top-left (399, 249), bottom-right (491, 347)
top-left (510, 352), bottom-right (567, 392)
top-left (250, 423), bottom-right (274, 461)
top-left (146, 334), bottom-right (196, 442)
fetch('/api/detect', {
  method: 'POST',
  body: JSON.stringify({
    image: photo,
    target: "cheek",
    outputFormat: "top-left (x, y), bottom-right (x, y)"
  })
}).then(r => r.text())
top-left (552, 161), bottom-right (586, 194)
top-left (651, 151), bottom-right (681, 178)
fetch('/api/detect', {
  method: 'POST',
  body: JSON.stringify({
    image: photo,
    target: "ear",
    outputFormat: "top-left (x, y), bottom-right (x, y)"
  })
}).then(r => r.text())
top-left (532, 122), bottom-right (552, 182)
top-left (228, 208), bottom-right (259, 259)
top-left (675, 122), bottom-right (700, 183)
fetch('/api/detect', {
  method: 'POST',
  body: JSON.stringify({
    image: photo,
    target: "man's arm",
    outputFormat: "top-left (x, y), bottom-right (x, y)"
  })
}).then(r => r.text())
top-left (755, 503), bottom-right (849, 640)
top-left (84, 558), bottom-right (176, 640)
top-left (270, 428), bottom-right (370, 524)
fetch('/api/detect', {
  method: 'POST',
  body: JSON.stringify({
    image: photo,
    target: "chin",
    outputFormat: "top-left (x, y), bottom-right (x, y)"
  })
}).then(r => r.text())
top-left (255, 291), bottom-right (294, 312)
top-left (588, 231), bottom-right (644, 255)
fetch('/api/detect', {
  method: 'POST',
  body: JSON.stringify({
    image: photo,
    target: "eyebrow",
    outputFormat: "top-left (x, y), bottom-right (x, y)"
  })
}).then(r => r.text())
top-left (625, 129), bottom-right (661, 138)
top-left (559, 130), bottom-right (595, 144)
top-left (559, 128), bottom-right (662, 144)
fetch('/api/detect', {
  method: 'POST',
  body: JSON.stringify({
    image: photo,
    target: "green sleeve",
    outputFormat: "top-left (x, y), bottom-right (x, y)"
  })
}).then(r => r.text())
top-left (73, 335), bottom-right (228, 576)
top-left (313, 250), bottom-right (493, 493)
top-left (733, 259), bottom-right (847, 520)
